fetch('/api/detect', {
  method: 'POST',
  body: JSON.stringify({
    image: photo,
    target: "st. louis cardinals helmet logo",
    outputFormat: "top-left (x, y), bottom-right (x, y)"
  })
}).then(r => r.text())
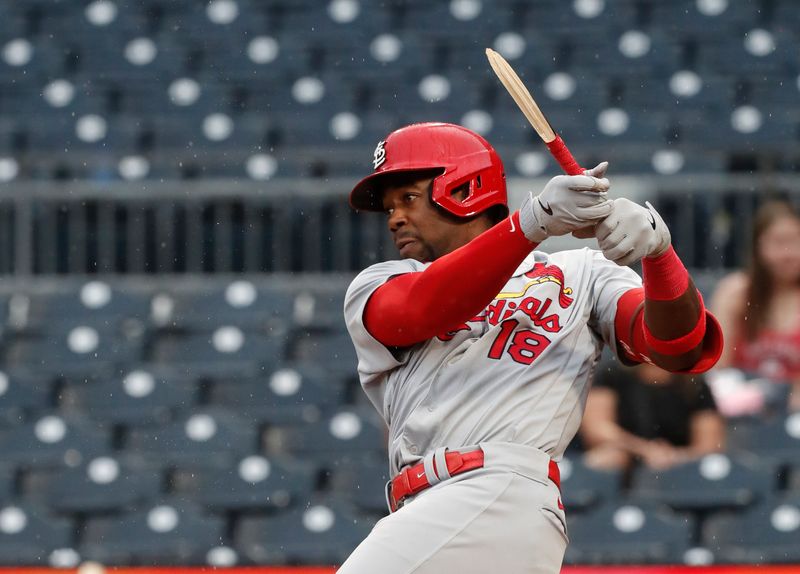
top-left (373, 140), bottom-right (386, 169)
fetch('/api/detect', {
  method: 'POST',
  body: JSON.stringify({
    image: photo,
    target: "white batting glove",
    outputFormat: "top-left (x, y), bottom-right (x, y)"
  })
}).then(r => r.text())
top-left (596, 198), bottom-right (671, 266)
top-left (519, 164), bottom-right (613, 244)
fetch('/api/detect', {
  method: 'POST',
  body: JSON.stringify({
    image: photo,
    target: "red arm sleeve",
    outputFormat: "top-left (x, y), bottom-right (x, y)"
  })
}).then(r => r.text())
top-left (364, 212), bottom-right (535, 347)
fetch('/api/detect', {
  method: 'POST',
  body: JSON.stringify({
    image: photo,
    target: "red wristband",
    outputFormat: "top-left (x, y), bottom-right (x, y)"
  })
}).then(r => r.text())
top-left (641, 245), bottom-right (689, 301)
top-left (643, 297), bottom-right (707, 356)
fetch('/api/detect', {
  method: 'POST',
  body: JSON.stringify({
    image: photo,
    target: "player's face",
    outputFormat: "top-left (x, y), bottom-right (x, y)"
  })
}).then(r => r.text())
top-left (758, 215), bottom-right (800, 285)
top-left (382, 177), bottom-right (477, 262)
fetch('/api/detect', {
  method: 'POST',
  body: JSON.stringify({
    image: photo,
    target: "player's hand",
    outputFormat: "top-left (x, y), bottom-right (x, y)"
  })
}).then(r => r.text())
top-left (571, 162), bottom-right (609, 239)
top-left (519, 164), bottom-right (613, 244)
top-left (595, 199), bottom-right (671, 266)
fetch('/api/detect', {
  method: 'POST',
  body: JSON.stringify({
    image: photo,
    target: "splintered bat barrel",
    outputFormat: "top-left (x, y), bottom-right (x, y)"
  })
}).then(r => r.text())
top-left (485, 48), bottom-right (584, 176)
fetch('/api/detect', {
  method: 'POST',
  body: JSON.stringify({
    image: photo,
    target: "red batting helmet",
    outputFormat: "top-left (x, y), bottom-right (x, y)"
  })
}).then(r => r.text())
top-left (349, 122), bottom-right (508, 218)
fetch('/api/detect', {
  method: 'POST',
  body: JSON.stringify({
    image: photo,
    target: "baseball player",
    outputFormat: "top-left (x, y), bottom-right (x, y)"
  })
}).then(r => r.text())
top-left (340, 123), bottom-right (722, 573)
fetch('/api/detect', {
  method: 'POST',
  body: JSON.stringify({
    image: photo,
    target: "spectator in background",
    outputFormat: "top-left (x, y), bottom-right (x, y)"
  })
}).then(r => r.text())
top-left (710, 200), bottom-right (800, 415)
top-left (580, 361), bottom-right (725, 473)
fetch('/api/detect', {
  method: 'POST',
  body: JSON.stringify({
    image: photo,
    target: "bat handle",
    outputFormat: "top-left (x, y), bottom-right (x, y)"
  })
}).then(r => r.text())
top-left (546, 135), bottom-right (584, 176)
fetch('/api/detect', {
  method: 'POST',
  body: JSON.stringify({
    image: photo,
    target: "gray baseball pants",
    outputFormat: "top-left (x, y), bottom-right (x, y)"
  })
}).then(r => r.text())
top-left (338, 442), bottom-right (568, 574)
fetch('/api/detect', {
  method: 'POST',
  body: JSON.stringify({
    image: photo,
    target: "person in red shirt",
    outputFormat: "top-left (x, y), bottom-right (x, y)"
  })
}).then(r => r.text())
top-left (711, 200), bottom-right (800, 414)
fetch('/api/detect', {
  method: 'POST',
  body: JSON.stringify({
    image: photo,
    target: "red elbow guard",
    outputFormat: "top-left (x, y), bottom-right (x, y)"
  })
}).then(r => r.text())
top-left (643, 296), bottom-right (707, 356)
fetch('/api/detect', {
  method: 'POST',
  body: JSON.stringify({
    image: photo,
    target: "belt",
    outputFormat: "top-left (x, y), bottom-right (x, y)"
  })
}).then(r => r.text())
top-left (385, 447), bottom-right (561, 513)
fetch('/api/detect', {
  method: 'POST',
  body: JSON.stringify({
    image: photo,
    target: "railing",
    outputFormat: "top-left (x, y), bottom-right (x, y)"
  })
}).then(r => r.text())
top-left (0, 174), bottom-right (797, 276)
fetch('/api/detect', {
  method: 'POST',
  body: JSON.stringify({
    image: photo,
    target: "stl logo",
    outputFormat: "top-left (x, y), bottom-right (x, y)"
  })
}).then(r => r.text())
top-left (373, 140), bottom-right (387, 169)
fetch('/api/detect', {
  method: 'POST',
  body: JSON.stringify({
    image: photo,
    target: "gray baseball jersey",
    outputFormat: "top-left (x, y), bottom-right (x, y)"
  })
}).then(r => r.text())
top-left (344, 247), bottom-right (641, 476)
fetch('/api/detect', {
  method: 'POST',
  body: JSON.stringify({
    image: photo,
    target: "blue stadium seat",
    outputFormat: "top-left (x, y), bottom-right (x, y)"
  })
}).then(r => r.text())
top-left (209, 366), bottom-right (346, 425)
top-left (118, 83), bottom-right (236, 118)
top-left (651, 1), bottom-right (765, 38)
top-left (569, 31), bottom-right (683, 77)
top-left (125, 408), bottom-right (257, 469)
top-left (80, 500), bottom-right (227, 565)
top-left (68, 34), bottom-right (188, 83)
top-left (235, 500), bottom-right (374, 565)
top-left (565, 501), bottom-right (693, 564)
top-left (0, 414), bottom-right (109, 469)
top-left (189, 454), bottom-right (317, 511)
top-left (629, 453), bottom-right (775, 510)
top-left (3, 325), bottom-right (143, 378)
top-left (619, 75), bottom-right (739, 116)
top-left (18, 283), bottom-right (151, 331)
top-left (154, 282), bottom-right (294, 332)
top-left (0, 39), bottom-right (67, 84)
top-left (149, 329), bottom-right (284, 377)
top-left (0, 504), bottom-right (74, 566)
top-left (293, 288), bottom-right (345, 329)
top-left (270, 409), bottom-right (386, 464)
top-left (279, 2), bottom-right (392, 41)
top-left (695, 31), bottom-right (796, 77)
top-left (0, 468), bottom-right (14, 501)
top-left (25, 115), bottom-right (142, 154)
top-left (64, 369), bottom-right (197, 426)
top-left (289, 330), bottom-right (357, 376)
top-left (702, 495), bottom-right (800, 563)
top-left (159, 1), bottom-right (268, 48)
top-left (148, 114), bottom-right (266, 153)
top-left (522, 0), bottom-right (638, 36)
top-left (728, 413), bottom-right (800, 467)
top-left (329, 454), bottom-right (390, 515)
top-left (559, 456), bottom-right (622, 512)
top-left (44, 456), bottom-right (163, 514)
top-left (0, 369), bottom-right (53, 427)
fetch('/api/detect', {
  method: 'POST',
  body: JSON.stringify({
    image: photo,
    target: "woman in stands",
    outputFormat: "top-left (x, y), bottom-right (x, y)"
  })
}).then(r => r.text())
top-left (580, 361), bottom-right (724, 473)
top-left (710, 200), bottom-right (800, 413)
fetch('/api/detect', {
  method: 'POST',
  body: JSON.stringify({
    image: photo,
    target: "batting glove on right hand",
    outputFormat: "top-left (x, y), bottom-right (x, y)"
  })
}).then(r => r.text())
top-left (596, 198), bottom-right (671, 266)
top-left (519, 164), bottom-right (613, 244)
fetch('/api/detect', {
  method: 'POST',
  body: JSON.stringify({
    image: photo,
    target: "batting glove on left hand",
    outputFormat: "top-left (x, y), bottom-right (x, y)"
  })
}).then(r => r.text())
top-left (596, 199), bottom-right (671, 266)
top-left (519, 164), bottom-right (613, 244)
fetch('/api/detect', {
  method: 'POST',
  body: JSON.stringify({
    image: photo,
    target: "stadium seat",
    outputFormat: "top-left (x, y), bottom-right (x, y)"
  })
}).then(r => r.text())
top-left (702, 495), bottom-right (800, 563)
top-left (235, 500), bottom-right (374, 565)
top-left (153, 281), bottom-right (294, 331)
top-left (148, 329), bottom-right (284, 377)
top-left (3, 325), bottom-right (144, 378)
top-left (0, 468), bottom-right (14, 501)
top-left (268, 409), bottom-right (386, 464)
top-left (209, 366), bottom-right (347, 425)
top-left (43, 455), bottom-right (163, 514)
top-left (558, 456), bottom-right (622, 512)
top-left (79, 500), bottom-right (227, 565)
top-left (292, 289), bottom-right (346, 328)
top-left (63, 369), bottom-right (197, 426)
top-left (522, 0), bottom-right (638, 36)
top-left (159, 0), bottom-right (268, 48)
top-left (727, 413), bottom-right (800, 467)
top-left (565, 501), bottom-right (693, 564)
top-left (329, 453), bottom-right (390, 515)
top-left (280, 2), bottom-right (392, 42)
top-left (187, 454), bottom-right (317, 512)
top-left (0, 414), bottom-right (109, 469)
top-left (288, 330), bottom-right (358, 376)
top-left (0, 503), bottom-right (74, 566)
top-left (629, 453), bottom-right (775, 510)
top-left (0, 369), bottom-right (53, 427)
top-left (125, 408), bottom-right (257, 469)
top-left (16, 282), bottom-right (151, 331)
top-left (651, 1), bottom-right (766, 38)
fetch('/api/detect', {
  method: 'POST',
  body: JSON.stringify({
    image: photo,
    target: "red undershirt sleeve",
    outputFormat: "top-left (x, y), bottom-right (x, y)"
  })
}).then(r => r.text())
top-left (364, 212), bottom-right (535, 347)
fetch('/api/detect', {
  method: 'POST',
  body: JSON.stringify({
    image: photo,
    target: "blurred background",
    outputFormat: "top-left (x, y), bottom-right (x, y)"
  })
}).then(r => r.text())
top-left (0, 0), bottom-right (798, 570)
